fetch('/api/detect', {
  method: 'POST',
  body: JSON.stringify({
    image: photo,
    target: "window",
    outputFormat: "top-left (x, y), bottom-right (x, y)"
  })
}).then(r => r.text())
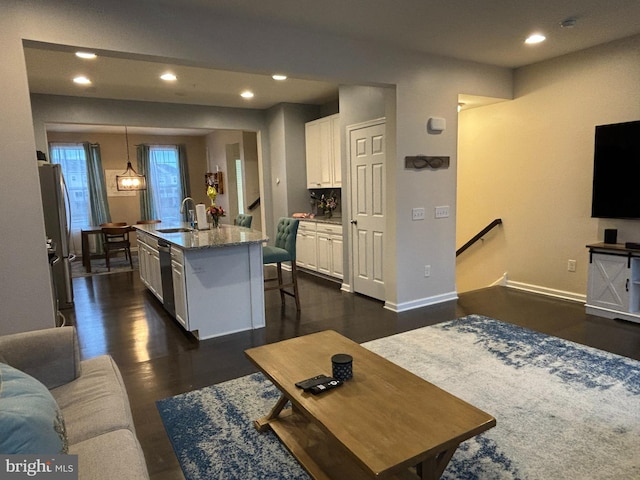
top-left (148, 146), bottom-right (182, 222)
top-left (50, 144), bottom-right (91, 227)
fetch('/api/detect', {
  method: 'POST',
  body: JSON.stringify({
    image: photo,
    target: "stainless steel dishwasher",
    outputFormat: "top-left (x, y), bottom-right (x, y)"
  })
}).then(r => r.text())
top-left (157, 240), bottom-right (176, 317)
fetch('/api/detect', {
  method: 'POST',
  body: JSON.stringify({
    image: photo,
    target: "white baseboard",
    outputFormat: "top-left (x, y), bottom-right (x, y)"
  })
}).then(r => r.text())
top-left (585, 305), bottom-right (640, 324)
top-left (505, 279), bottom-right (586, 303)
top-left (384, 291), bottom-right (459, 313)
top-left (490, 272), bottom-right (508, 287)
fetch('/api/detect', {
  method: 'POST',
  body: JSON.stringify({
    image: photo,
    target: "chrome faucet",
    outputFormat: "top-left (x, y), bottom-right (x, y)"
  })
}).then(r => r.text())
top-left (180, 197), bottom-right (196, 228)
top-left (180, 197), bottom-right (195, 214)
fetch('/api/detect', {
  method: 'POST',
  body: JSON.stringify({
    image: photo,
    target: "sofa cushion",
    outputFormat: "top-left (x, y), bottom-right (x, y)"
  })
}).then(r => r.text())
top-left (0, 362), bottom-right (68, 454)
top-left (51, 355), bottom-right (135, 445)
top-left (69, 429), bottom-right (149, 480)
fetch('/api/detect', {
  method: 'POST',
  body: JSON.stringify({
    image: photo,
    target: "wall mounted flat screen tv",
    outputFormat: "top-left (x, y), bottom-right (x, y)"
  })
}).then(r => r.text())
top-left (591, 120), bottom-right (640, 219)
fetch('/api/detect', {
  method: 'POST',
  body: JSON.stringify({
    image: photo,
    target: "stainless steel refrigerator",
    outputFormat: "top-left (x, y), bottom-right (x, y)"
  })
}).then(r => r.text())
top-left (39, 163), bottom-right (74, 309)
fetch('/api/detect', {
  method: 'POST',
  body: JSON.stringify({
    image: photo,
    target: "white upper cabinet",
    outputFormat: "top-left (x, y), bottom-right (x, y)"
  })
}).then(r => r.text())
top-left (305, 114), bottom-right (341, 188)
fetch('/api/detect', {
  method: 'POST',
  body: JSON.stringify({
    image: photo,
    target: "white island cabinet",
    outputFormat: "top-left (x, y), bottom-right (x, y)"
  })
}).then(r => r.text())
top-left (135, 224), bottom-right (268, 340)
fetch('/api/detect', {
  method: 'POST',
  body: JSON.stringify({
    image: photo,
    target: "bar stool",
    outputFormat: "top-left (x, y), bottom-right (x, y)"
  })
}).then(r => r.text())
top-left (262, 218), bottom-right (300, 310)
top-left (234, 214), bottom-right (252, 228)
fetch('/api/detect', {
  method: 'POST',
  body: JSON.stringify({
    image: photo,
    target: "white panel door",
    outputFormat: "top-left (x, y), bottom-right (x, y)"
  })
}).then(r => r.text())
top-left (350, 121), bottom-right (386, 300)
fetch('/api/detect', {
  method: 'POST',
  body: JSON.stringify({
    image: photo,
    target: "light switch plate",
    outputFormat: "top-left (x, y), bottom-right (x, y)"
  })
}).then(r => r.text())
top-left (435, 206), bottom-right (450, 218)
top-left (412, 208), bottom-right (425, 220)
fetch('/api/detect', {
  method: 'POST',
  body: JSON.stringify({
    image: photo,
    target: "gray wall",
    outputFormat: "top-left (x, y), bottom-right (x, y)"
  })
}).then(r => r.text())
top-left (338, 85), bottom-right (393, 286)
top-left (283, 104), bottom-right (320, 215)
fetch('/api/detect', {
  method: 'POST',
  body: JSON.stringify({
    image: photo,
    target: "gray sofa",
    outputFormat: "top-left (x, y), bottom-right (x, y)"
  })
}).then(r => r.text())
top-left (0, 326), bottom-right (149, 480)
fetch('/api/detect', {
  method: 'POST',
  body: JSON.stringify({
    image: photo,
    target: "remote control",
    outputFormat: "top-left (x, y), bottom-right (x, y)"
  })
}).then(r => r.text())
top-left (295, 374), bottom-right (333, 391)
top-left (309, 378), bottom-right (342, 395)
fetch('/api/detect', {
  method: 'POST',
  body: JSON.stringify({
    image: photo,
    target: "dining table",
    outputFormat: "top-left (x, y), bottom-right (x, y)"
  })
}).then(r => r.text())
top-left (81, 225), bottom-right (133, 273)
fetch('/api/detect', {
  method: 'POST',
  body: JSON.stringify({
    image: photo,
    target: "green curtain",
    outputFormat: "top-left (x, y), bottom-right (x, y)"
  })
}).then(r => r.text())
top-left (137, 144), bottom-right (156, 221)
top-left (84, 143), bottom-right (111, 225)
top-left (178, 144), bottom-right (191, 221)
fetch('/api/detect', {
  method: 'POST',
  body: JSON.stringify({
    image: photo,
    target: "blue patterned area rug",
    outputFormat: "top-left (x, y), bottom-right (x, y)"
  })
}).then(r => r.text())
top-left (156, 315), bottom-right (640, 479)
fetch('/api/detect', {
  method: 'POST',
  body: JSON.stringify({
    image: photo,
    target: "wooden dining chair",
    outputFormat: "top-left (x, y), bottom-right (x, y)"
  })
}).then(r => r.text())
top-left (136, 219), bottom-right (161, 225)
top-left (100, 222), bottom-right (127, 227)
top-left (101, 226), bottom-right (133, 271)
top-left (99, 223), bottom-right (128, 257)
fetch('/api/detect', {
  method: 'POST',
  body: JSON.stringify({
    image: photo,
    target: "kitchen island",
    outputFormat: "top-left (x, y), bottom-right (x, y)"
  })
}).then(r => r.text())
top-left (134, 223), bottom-right (268, 340)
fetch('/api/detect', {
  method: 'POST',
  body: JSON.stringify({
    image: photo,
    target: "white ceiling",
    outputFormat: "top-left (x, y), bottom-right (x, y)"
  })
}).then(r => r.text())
top-left (144, 0), bottom-right (640, 68)
top-left (25, 0), bottom-right (640, 135)
top-left (24, 47), bottom-right (340, 111)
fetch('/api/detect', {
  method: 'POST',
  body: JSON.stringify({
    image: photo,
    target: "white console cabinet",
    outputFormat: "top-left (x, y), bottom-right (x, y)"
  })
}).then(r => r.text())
top-left (586, 243), bottom-right (640, 324)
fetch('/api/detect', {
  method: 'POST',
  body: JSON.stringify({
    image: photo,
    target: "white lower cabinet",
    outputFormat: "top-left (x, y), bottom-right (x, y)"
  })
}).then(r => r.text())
top-left (297, 221), bottom-right (343, 280)
top-left (137, 232), bottom-right (162, 301)
top-left (171, 247), bottom-right (188, 329)
top-left (296, 221), bottom-right (318, 270)
top-left (330, 234), bottom-right (343, 279)
top-left (316, 223), bottom-right (343, 279)
top-left (586, 246), bottom-right (640, 323)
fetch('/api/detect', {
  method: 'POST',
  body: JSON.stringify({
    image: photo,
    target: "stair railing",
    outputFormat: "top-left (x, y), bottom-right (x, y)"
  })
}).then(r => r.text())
top-left (248, 197), bottom-right (260, 211)
top-left (456, 218), bottom-right (503, 257)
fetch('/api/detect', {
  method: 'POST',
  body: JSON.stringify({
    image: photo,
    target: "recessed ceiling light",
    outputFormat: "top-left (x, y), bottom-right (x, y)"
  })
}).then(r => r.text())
top-left (240, 90), bottom-right (254, 99)
top-left (525, 33), bottom-right (546, 45)
top-left (160, 73), bottom-right (177, 81)
top-left (73, 76), bottom-right (92, 85)
top-left (272, 74), bottom-right (287, 81)
top-left (75, 51), bottom-right (97, 59)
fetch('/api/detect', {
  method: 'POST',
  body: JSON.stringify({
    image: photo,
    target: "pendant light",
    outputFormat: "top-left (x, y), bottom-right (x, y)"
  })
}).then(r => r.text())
top-left (116, 126), bottom-right (147, 191)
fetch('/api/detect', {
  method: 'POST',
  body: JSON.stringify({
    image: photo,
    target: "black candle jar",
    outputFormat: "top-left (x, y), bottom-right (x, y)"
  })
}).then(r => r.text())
top-left (331, 353), bottom-right (353, 381)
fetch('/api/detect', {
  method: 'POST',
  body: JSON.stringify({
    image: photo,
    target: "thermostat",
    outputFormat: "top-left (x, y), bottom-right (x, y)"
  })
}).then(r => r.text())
top-left (428, 117), bottom-right (446, 133)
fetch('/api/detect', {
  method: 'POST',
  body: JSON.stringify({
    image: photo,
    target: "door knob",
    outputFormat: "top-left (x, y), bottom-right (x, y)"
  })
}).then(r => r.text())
top-left (350, 220), bottom-right (358, 225)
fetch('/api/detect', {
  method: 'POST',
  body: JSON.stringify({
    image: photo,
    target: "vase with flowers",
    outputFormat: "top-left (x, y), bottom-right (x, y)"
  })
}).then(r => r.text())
top-left (207, 205), bottom-right (225, 228)
top-left (206, 185), bottom-right (225, 227)
top-left (318, 191), bottom-right (338, 218)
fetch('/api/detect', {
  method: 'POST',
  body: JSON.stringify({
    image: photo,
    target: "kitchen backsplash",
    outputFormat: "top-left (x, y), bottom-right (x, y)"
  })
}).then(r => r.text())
top-left (308, 188), bottom-right (341, 217)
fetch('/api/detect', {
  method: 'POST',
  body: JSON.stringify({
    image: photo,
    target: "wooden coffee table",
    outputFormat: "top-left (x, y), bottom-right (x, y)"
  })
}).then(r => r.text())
top-left (245, 330), bottom-right (496, 480)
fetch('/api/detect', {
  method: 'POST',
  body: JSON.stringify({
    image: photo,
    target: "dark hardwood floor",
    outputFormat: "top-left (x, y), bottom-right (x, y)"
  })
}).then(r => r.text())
top-left (66, 267), bottom-right (640, 479)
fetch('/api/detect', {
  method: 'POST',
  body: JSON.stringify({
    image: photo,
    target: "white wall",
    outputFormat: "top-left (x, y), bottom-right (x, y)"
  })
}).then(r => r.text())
top-left (457, 35), bottom-right (640, 298)
top-left (0, 0), bottom-right (511, 333)
top-left (206, 130), bottom-right (243, 224)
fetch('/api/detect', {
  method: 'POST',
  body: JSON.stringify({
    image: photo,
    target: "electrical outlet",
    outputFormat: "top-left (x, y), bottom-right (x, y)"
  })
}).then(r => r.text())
top-left (424, 265), bottom-right (431, 277)
top-left (435, 206), bottom-right (450, 218)
top-left (412, 208), bottom-right (425, 220)
top-left (568, 259), bottom-right (577, 272)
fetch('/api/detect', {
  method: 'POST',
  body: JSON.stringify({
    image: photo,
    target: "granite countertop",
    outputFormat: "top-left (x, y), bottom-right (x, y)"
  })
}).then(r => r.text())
top-left (133, 223), bottom-right (268, 250)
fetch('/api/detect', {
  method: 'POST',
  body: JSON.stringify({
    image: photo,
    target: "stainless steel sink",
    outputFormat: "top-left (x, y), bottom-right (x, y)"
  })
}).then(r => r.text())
top-left (157, 227), bottom-right (193, 234)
